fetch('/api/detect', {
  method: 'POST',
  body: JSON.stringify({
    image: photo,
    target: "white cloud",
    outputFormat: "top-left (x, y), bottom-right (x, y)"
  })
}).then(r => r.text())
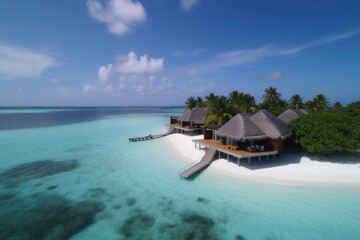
top-left (104, 84), bottom-right (113, 93)
top-left (267, 71), bottom-right (282, 80)
top-left (189, 48), bottom-right (206, 56)
top-left (98, 64), bottom-right (113, 83)
top-left (174, 50), bottom-right (185, 57)
top-left (202, 29), bottom-right (360, 71)
top-left (185, 67), bottom-right (199, 77)
top-left (0, 43), bottom-right (58, 79)
top-left (49, 78), bottom-right (61, 84)
top-left (180, 0), bottom-right (199, 11)
top-left (87, 0), bottom-right (146, 36)
top-left (116, 51), bottom-right (164, 74)
top-left (83, 84), bottom-right (96, 93)
top-left (174, 48), bottom-right (205, 57)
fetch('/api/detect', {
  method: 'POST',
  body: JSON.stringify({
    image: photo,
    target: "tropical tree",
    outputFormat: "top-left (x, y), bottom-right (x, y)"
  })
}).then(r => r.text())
top-left (289, 94), bottom-right (304, 110)
top-left (196, 96), bottom-right (204, 107)
top-left (333, 101), bottom-right (343, 111)
top-left (185, 96), bottom-right (197, 110)
top-left (242, 93), bottom-right (257, 113)
top-left (228, 91), bottom-right (257, 113)
top-left (262, 86), bottom-right (281, 107)
top-left (229, 90), bottom-right (244, 113)
top-left (289, 110), bottom-right (360, 153)
top-left (205, 93), bottom-right (218, 108)
top-left (306, 94), bottom-right (329, 112)
top-left (205, 96), bottom-right (233, 125)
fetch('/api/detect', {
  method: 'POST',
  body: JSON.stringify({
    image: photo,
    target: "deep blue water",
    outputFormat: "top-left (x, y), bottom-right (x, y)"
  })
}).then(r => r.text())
top-left (0, 107), bottom-right (183, 130)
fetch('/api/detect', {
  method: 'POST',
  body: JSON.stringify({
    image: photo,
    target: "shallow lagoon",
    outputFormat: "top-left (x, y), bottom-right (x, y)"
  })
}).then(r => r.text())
top-left (0, 107), bottom-right (359, 240)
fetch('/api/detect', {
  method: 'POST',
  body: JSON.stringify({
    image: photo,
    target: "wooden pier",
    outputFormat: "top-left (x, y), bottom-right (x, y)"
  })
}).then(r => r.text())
top-left (128, 132), bottom-right (173, 142)
top-left (180, 147), bottom-right (217, 178)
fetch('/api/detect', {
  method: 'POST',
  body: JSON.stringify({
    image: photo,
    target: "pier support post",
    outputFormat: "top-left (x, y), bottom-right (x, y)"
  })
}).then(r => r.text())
top-left (248, 157), bottom-right (250, 164)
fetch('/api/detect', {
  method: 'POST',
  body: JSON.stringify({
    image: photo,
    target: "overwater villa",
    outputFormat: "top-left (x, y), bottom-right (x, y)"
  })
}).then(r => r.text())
top-left (174, 109), bottom-right (307, 178)
top-left (165, 107), bottom-right (206, 134)
top-left (193, 110), bottom-right (292, 165)
top-left (278, 109), bottom-right (308, 124)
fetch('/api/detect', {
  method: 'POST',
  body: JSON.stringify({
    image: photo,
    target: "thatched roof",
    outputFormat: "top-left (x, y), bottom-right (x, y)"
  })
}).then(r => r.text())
top-left (250, 110), bottom-right (292, 140)
top-left (278, 109), bottom-right (308, 124)
top-left (215, 113), bottom-right (267, 140)
top-left (178, 107), bottom-right (207, 124)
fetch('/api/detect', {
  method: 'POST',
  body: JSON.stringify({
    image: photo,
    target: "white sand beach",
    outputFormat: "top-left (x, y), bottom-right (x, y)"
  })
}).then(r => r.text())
top-left (165, 133), bottom-right (360, 186)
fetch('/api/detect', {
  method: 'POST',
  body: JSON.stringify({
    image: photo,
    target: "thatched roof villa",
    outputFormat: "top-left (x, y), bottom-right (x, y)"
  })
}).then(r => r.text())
top-left (212, 110), bottom-right (291, 152)
top-left (278, 109), bottom-right (308, 124)
top-left (250, 110), bottom-right (292, 139)
top-left (182, 109), bottom-right (307, 174)
top-left (193, 110), bottom-right (293, 167)
top-left (216, 113), bottom-right (267, 141)
top-left (166, 107), bottom-right (207, 134)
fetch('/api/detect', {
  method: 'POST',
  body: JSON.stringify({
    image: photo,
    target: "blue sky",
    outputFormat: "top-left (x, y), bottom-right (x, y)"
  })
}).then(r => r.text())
top-left (0, 0), bottom-right (359, 106)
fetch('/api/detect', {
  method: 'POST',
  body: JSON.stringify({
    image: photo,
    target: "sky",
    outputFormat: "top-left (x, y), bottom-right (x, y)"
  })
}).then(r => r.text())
top-left (0, 0), bottom-right (360, 106)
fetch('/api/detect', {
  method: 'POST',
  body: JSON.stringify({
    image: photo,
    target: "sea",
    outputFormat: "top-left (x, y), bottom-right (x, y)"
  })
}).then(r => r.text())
top-left (0, 107), bottom-right (359, 240)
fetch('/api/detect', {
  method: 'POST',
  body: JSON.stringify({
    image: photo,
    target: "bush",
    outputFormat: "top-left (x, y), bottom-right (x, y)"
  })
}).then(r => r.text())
top-left (289, 103), bottom-right (360, 153)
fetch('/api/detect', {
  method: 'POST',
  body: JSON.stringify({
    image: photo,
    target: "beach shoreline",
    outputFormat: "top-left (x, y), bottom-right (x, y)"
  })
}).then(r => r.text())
top-left (165, 133), bottom-right (360, 187)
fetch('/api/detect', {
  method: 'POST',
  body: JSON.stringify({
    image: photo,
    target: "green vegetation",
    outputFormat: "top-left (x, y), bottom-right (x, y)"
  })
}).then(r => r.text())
top-left (305, 94), bottom-right (330, 112)
top-left (289, 94), bottom-right (304, 110)
top-left (184, 87), bottom-right (360, 154)
top-left (289, 102), bottom-right (360, 153)
top-left (205, 95), bottom-right (233, 125)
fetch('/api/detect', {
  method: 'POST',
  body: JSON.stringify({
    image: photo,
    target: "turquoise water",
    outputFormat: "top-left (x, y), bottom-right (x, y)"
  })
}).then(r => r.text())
top-left (0, 108), bottom-right (359, 240)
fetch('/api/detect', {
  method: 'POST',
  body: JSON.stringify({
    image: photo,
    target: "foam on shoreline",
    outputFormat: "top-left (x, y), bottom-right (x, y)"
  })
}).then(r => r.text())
top-left (165, 133), bottom-right (360, 187)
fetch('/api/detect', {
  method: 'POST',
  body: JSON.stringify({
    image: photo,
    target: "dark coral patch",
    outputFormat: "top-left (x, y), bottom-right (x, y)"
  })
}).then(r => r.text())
top-left (179, 213), bottom-right (218, 240)
top-left (0, 159), bottom-right (79, 188)
top-left (87, 188), bottom-right (107, 198)
top-left (47, 185), bottom-right (58, 190)
top-left (197, 197), bottom-right (209, 203)
top-left (120, 213), bottom-right (155, 238)
top-left (0, 192), bottom-right (15, 202)
top-left (0, 193), bottom-right (104, 240)
top-left (126, 197), bottom-right (136, 207)
top-left (235, 234), bottom-right (247, 240)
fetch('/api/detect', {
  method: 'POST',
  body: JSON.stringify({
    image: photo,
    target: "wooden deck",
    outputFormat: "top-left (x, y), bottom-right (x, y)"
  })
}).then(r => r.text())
top-left (129, 132), bottom-right (172, 142)
top-left (193, 139), bottom-right (278, 164)
top-left (165, 124), bottom-right (202, 132)
top-left (180, 147), bottom-right (217, 178)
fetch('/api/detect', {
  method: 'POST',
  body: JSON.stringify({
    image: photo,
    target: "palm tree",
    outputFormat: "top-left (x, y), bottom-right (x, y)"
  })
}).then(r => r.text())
top-left (229, 90), bottom-right (244, 113)
top-left (205, 93), bottom-right (218, 108)
top-left (313, 94), bottom-right (329, 112)
top-left (262, 87), bottom-right (281, 107)
top-left (289, 94), bottom-right (304, 110)
top-left (241, 93), bottom-right (257, 112)
top-left (185, 96), bottom-right (197, 110)
top-left (205, 96), bottom-right (233, 125)
top-left (196, 96), bottom-right (204, 107)
top-left (306, 94), bottom-right (329, 112)
top-left (305, 100), bottom-right (316, 112)
top-left (333, 101), bottom-right (343, 111)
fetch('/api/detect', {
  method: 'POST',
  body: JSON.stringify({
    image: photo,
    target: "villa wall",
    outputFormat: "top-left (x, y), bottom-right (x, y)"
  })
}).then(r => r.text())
top-left (268, 139), bottom-right (283, 152)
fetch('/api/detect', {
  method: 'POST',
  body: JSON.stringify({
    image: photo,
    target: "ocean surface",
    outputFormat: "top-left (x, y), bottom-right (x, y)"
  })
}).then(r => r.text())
top-left (0, 107), bottom-right (359, 240)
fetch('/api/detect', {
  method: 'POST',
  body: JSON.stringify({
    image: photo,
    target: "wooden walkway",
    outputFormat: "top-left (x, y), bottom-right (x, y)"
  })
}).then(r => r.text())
top-left (180, 147), bottom-right (217, 178)
top-left (128, 132), bottom-right (173, 142)
top-left (193, 139), bottom-right (278, 164)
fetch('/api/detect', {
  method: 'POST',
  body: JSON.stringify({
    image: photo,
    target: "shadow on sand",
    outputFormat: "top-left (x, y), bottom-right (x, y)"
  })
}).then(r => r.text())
top-left (222, 147), bottom-right (360, 171)
top-left (223, 147), bottom-right (303, 171)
